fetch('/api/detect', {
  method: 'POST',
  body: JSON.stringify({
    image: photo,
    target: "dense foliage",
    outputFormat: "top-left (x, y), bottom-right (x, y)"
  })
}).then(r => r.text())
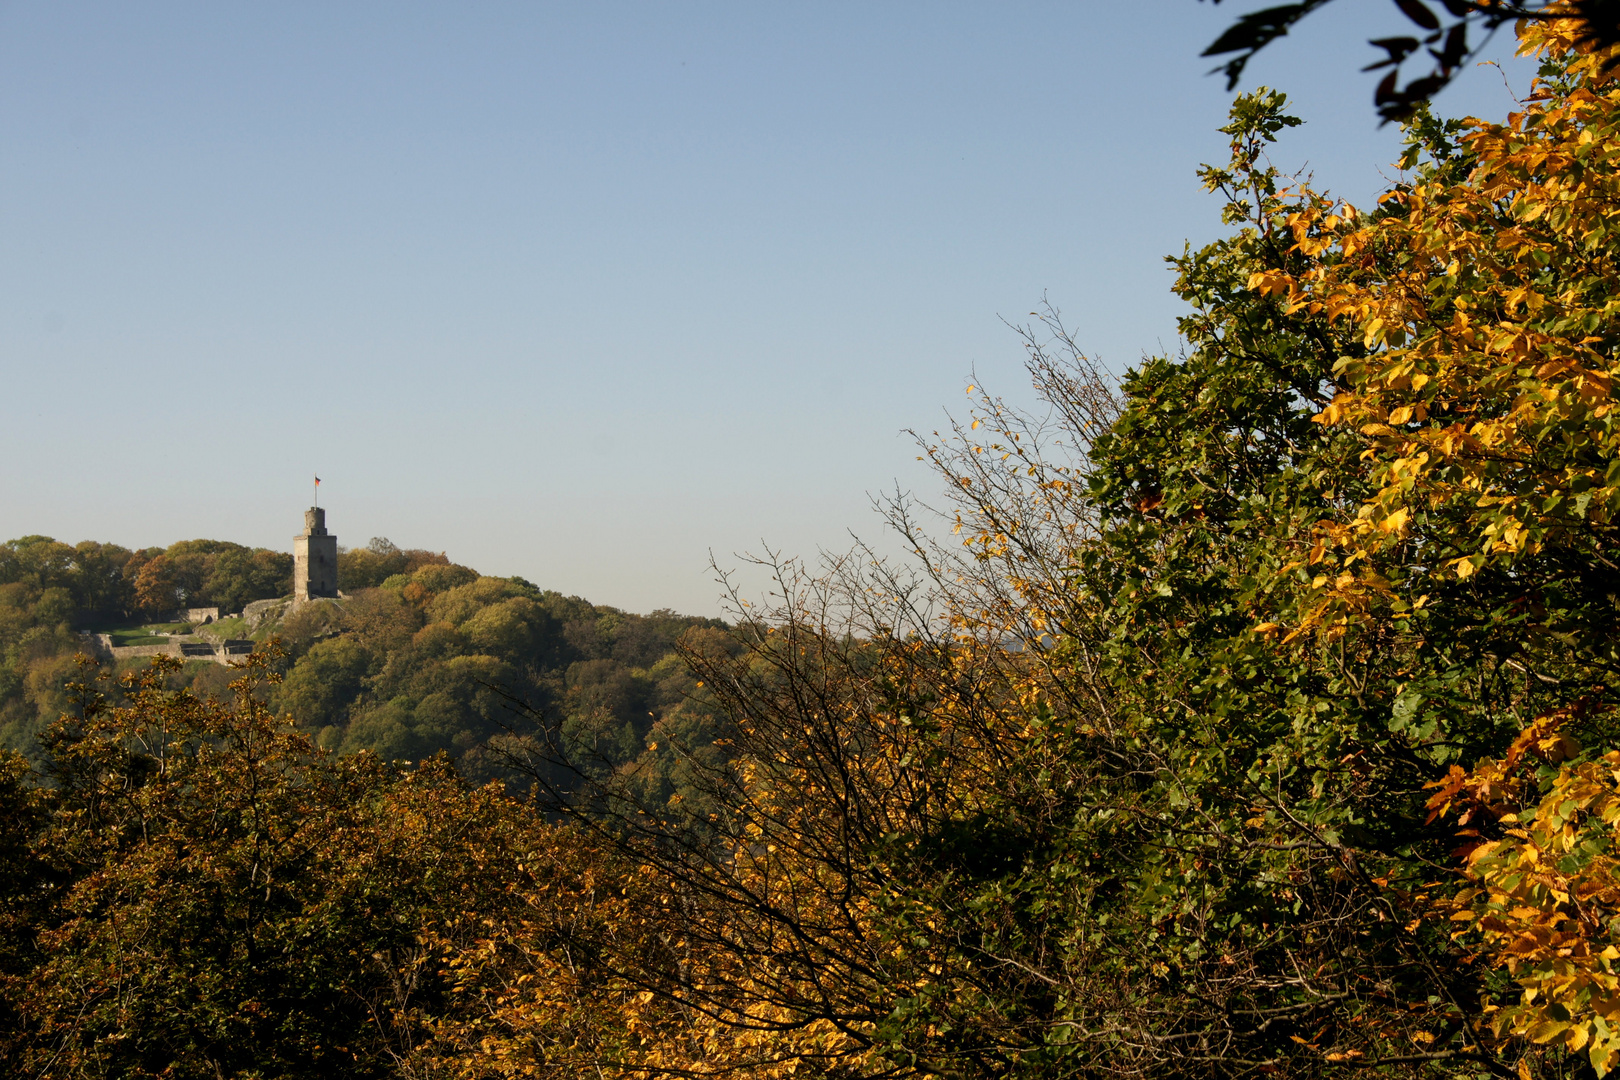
top-left (0, 656), bottom-right (652, 1078)
top-left (0, 532), bottom-right (725, 800)
top-left (268, 560), bottom-right (728, 793)
top-left (18, 16), bottom-right (1620, 1080)
top-left (0, 536), bottom-right (292, 753)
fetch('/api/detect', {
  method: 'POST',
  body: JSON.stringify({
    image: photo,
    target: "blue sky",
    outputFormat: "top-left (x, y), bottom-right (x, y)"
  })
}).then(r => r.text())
top-left (0, 1), bottom-right (1539, 615)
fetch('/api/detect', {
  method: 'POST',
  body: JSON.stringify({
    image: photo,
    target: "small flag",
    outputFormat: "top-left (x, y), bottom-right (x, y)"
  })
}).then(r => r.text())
top-left (315, 476), bottom-right (321, 485)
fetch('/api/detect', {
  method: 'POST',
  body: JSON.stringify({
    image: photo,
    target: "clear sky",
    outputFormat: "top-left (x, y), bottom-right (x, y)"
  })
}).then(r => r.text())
top-left (0, 1), bottom-right (1540, 616)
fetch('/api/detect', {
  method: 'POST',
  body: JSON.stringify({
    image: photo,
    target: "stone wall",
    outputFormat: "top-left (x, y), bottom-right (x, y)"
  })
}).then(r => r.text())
top-left (84, 633), bottom-right (258, 666)
top-left (243, 597), bottom-right (291, 631)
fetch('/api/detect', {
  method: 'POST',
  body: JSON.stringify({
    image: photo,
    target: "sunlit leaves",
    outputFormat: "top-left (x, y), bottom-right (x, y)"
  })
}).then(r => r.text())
top-left (1237, 20), bottom-right (1620, 1072)
top-left (1430, 702), bottom-right (1620, 1073)
top-left (1258, 20), bottom-right (1620, 652)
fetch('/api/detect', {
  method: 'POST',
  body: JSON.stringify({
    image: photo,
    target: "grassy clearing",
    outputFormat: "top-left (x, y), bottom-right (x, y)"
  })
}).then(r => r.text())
top-left (207, 615), bottom-right (249, 639)
top-left (109, 634), bottom-right (170, 647)
top-left (99, 622), bottom-right (194, 647)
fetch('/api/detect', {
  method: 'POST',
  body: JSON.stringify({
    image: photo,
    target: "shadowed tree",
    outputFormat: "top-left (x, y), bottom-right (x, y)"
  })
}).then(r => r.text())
top-left (1203, 0), bottom-right (1620, 122)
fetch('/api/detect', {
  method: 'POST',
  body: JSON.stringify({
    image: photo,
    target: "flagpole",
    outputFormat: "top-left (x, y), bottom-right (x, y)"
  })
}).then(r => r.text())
top-left (314, 475), bottom-right (319, 509)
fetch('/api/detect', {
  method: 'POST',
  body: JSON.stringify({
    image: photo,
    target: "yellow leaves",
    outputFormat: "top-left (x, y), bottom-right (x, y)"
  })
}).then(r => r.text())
top-left (1250, 44), bottom-right (1620, 637)
top-left (1247, 269), bottom-right (1292, 297)
top-left (1426, 699), bottom-right (1620, 1072)
top-left (1577, 367), bottom-right (1614, 404)
top-left (1376, 508), bottom-right (1410, 536)
top-left (1423, 764), bottom-right (1472, 824)
top-left (1530, 1020), bottom-right (1571, 1044)
top-left (1315, 395), bottom-right (1353, 426)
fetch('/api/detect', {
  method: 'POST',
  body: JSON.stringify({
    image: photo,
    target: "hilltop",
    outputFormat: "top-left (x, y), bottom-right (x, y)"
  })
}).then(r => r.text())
top-left (0, 534), bottom-right (728, 789)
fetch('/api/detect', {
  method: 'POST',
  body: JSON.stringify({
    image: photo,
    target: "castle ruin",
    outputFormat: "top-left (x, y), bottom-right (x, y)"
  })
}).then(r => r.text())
top-left (294, 507), bottom-right (338, 601)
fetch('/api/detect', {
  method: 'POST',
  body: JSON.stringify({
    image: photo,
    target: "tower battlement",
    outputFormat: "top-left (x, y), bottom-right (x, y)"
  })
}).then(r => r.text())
top-left (294, 507), bottom-right (338, 600)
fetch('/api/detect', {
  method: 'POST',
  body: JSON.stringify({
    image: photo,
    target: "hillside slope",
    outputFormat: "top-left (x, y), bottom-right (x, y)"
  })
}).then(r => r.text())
top-left (0, 535), bottom-right (727, 795)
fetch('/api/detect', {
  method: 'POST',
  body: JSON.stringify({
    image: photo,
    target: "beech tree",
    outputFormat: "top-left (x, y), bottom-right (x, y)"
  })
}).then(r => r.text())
top-left (0, 654), bottom-right (598, 1078)
top-left (1250, 15), bottom-right (1620, 1074)
top-left (472, 18), bottom-right (1620, 1077)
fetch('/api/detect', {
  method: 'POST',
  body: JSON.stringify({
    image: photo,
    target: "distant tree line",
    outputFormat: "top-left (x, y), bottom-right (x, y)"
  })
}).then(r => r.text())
top-left (0, 534), bottom-right (723, 789)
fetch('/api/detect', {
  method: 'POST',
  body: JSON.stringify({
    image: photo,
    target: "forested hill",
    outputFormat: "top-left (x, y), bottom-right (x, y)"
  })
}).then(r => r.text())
top-left (0, 534), bottom-right (727, 778)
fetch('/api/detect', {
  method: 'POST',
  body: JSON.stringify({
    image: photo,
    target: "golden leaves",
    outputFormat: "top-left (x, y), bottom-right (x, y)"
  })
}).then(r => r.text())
top-left (1377, 508), bottom-right (1411, 536)
top-left (1429, 699), bottom-right (1620, 1073)
top-left (1245, 19), bottom-right (1620, 644)
top-left (1247, 269), bottom-right (1293, 297)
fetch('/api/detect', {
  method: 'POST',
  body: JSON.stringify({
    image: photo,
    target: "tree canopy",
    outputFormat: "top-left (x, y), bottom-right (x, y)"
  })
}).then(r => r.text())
top-left (0, 536), bottom-right (291, 754)
top-left (15, 15), bottom-right (1620, 1080)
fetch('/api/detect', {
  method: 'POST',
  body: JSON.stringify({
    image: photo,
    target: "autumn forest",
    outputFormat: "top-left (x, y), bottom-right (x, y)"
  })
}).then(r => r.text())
top-left (13, 14), bottom-right (1620, 1080)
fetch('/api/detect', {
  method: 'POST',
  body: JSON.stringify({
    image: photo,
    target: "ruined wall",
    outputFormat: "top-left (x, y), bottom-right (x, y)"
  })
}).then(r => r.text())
top-left (84, 634), bottom-right (256, 666)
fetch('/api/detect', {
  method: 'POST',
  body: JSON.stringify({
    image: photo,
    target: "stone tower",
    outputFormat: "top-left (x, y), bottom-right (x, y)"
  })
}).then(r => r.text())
top-left (294, 507), bottom-right (338, 601)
